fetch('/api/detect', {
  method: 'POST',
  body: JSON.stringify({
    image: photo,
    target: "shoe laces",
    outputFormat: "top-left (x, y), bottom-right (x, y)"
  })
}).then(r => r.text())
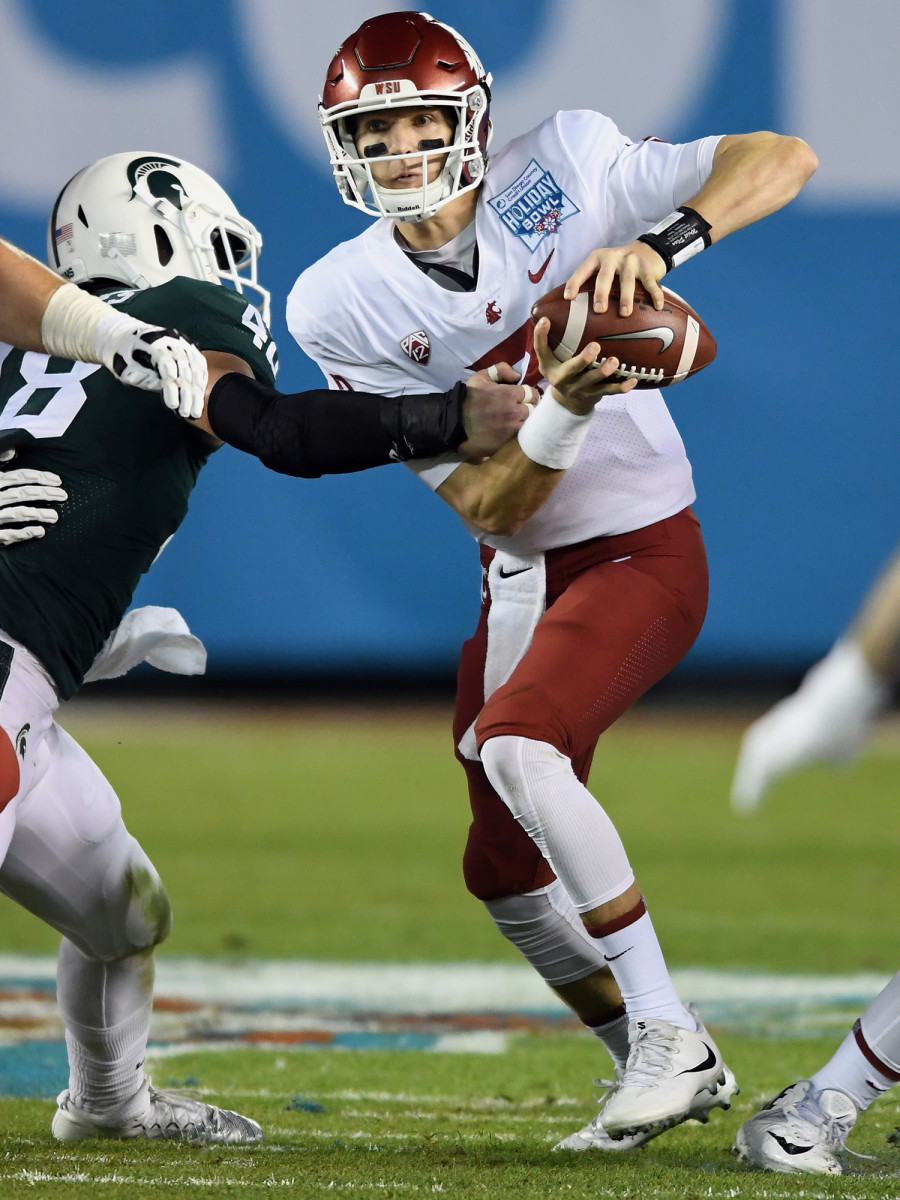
top-left (621, 1022), bottom-right (681, 1087)
top-left (590, 1076), bottom-right (620, 1107)
top-left (784, 1088), bottom-right (872, 1161)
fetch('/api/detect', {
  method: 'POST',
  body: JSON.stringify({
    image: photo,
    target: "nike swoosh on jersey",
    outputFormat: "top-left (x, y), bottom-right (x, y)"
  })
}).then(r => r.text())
top-left (676, 1042), bottom-right (718, 1075)
top-left (498, 565), bottom-right (534, 578)
top-left (528, 248), bottom-right (555, 284)
top-left (609, 327), bottom-right (675, 351)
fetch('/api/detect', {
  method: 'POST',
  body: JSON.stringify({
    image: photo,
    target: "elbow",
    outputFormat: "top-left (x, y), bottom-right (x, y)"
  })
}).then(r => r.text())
top-left (787, 134), bottom-right (819, 186)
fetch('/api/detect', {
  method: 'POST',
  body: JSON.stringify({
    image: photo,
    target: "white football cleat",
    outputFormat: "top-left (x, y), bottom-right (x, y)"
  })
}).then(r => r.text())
top-left (730, 641), bottom-right (890, 814)
top-left (52, 1079), bottom-right (263, 1144)
top-left (733, 1080), bottom-right (858, 1174)
top-left (599, 1017), bottom-right (736, 1140)
top-left (553, 1064), bottom-right (737, 1151)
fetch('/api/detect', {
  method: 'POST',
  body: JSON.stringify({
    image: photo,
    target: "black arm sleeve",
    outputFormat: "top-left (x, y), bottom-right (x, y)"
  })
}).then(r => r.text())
top-left (205, 373), bottom-right (468, 478)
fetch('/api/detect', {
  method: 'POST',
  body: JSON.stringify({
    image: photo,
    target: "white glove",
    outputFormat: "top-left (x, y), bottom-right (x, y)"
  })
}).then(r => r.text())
top-left (95, 316), bottom-right (209, 421)
top-left (0, 466), bottom-right (68, 545)
top-left (40, 284), bottom-right (208, 420)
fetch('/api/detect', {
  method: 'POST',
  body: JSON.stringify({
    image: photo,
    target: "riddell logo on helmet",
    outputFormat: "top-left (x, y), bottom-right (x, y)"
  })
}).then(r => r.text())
top-left (374, 81), bottom-right (403, 95)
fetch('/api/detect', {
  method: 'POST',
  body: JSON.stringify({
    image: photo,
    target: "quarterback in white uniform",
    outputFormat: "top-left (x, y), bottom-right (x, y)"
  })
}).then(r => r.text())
top-left (289, 11), bottom-right (817, 1150)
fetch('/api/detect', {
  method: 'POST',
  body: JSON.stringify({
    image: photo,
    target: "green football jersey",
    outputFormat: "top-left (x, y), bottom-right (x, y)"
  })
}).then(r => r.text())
top-left (0, 277), bottom-right (277, 699)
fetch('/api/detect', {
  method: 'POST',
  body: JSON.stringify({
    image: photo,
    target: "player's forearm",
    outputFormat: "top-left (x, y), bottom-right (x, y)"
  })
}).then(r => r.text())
top-left (205, 372), bottom-right (469, 476)
top-left (437, 442), bottom-right (562, 536)
top-left (0, 237), bottom-right (64, 351)
top-left (688, 132), bottom-right (818, 242)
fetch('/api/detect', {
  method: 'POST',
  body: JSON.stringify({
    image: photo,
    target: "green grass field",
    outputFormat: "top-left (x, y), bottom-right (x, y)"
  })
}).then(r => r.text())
top-left (2, 695), bottom-right (899, 1197)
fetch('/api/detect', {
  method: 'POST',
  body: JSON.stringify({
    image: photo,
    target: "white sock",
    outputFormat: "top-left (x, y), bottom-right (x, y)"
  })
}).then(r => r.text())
top-left (56, 939), bottom-right (153, 1115)
top-left (586, 1011), bottom-right (630, 1073)
top-left (585, 901), bottom-right (695, 1030)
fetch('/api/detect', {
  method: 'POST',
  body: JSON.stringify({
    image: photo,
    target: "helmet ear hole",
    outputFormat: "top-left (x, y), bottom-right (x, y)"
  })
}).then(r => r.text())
top-left (154, 224), bottom-right (174, 266)
top-left (77, 205), bottom-right (89, 228)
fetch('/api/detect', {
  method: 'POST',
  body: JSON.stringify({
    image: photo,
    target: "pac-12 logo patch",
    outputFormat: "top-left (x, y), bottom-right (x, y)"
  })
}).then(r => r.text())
top-left (487, 159), bottom-right (580, 253)
top-left (400, 329), bottom-right (431, 364)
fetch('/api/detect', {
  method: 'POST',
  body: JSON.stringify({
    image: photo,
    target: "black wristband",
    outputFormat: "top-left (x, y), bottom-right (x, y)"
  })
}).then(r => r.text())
top-left (637, 205), bottom-right (712, 273)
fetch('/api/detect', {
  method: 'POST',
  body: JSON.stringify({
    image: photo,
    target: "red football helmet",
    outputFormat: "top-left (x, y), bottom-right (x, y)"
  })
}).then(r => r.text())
top-left (319, 11), bottom-right (492, 222)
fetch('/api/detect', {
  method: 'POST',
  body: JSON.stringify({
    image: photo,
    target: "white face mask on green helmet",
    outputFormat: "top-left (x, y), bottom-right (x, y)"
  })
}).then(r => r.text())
top-left (48, 151), bottom-right (270, 324)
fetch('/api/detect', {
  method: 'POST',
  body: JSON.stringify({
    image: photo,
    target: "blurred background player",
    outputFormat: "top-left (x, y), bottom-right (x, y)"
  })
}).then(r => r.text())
top-left (731, 545), bottom-right (900, 811)
top-left (287, 9), bottom-right (817, 1148)
top-left (734, 971), bottom-right (900, 1173)
top-left (0, 148), bottom-right (539, 1144)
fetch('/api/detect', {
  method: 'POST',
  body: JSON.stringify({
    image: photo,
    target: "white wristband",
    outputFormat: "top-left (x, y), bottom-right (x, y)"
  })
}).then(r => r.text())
top-left (40, 282), bottom-right (134, 367)
top-left (517, 394), bottom-right (594, 469)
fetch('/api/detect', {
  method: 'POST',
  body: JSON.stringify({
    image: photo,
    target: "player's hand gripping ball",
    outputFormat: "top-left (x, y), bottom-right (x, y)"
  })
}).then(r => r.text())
top-left (531, 279), bottom-right (716, 388)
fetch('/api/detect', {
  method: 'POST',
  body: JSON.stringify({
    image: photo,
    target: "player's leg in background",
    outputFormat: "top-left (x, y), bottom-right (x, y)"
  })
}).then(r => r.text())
top-left (0, 721), bottom-right (261, 1144)
top-left (734, 969), bottom-right (900, 1176)
top-left (730, 543), bottom-right (900, 812)
top-left (734, 970), bottom-right (900, 1174)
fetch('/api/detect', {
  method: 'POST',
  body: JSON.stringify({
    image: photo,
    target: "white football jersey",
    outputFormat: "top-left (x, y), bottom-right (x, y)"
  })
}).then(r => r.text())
top-left (288, 110), bottom-right (722, 554)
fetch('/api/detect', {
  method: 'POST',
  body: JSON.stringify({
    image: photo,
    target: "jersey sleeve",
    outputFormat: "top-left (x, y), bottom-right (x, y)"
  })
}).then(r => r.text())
top-left (106, 278), bottom-right (279, 388)
top-left (554, 109), bottom-right (723, 247)
top-left (286, 268), bottom-right (418, 396)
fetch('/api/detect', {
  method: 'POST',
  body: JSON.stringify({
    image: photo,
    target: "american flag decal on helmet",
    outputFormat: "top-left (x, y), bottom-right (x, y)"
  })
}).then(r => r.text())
top-left (400, 329), bottom-right (431, 364)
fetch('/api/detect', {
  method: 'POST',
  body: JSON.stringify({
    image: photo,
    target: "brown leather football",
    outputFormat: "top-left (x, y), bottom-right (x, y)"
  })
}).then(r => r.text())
top-left (531, 278), bottom-right (716, 388)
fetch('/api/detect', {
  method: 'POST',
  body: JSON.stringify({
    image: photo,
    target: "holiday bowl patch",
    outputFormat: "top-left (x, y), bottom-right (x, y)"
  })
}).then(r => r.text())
top-left (487, 159), bottom-right (580, 252)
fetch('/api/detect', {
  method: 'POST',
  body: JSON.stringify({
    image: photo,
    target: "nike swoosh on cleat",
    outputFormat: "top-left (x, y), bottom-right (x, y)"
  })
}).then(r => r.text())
top-left (676, 1042), bottom-right (718, 1075)
top-left (498, 565), bottom-right (534, 578)
top-left (528, 248), bottom-right (555, 284)
top-left (769, 1132), bottom-right (811, 1156)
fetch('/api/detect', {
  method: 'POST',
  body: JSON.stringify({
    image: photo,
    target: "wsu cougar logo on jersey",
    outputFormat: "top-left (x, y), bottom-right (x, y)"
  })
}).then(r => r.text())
top-left (400, 330), bottom-right (431, 364)
top-left (486, 301), bottom-right (502, 325)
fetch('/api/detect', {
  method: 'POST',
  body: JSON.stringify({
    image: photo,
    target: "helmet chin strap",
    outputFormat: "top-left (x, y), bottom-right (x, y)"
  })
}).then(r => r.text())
top-left (104, 247), bottom-right (151, 290)
top-left (367, 150), bottom-right (462, 222)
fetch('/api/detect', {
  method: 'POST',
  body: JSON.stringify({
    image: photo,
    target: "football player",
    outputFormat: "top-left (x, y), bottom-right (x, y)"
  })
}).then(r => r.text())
top-left (287, 10), bottom-right (818, 1148)
top-left (0, 147), bottom-right (583, 1145)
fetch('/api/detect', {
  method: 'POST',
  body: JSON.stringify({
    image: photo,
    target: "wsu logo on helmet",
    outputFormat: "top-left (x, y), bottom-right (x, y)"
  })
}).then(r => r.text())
top-left (126, 155), bottom-right (188, 209)
top-left (400, 329), bottom-right (431, 364)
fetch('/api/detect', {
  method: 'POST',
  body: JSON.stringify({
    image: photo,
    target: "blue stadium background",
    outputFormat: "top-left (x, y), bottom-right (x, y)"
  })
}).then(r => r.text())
top-left (1, 0), bottom-right (897, 681)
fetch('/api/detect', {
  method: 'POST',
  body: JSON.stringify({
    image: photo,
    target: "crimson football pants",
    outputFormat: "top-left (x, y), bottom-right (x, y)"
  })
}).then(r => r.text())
top-left (454, 507), bottom-right (709, 900)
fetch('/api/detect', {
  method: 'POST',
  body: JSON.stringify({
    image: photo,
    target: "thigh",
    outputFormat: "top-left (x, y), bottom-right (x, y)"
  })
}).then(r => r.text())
top-left (475, 510), bottom-right (709, 771)
top-left (0, 638), bottom-right (58, 865)
top-left (0, 722), bottom-right (170, 960)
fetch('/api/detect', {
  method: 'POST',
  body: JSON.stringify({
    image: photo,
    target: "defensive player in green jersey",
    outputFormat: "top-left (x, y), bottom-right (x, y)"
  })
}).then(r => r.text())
top-left (0, 150), bottom-right (547, 1145)
top-left (0, 234), bottom-right (209, 549)
top-left (0, 232), bottom-right (207, 417)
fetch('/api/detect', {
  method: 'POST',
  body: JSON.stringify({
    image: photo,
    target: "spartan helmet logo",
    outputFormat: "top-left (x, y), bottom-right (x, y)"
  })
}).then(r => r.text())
top-left (126, 155), bottom-right (188, 210)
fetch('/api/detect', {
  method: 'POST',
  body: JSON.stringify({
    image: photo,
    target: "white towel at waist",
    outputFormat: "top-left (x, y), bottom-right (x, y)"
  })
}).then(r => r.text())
top-left (457, 549), bottom-right (546, 761)
top-left (83, 605), bottom-right (207, 683)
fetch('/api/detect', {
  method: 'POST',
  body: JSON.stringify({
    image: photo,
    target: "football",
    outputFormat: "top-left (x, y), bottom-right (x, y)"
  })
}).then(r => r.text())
top-left (530, 278), bottom-right (716, 388)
